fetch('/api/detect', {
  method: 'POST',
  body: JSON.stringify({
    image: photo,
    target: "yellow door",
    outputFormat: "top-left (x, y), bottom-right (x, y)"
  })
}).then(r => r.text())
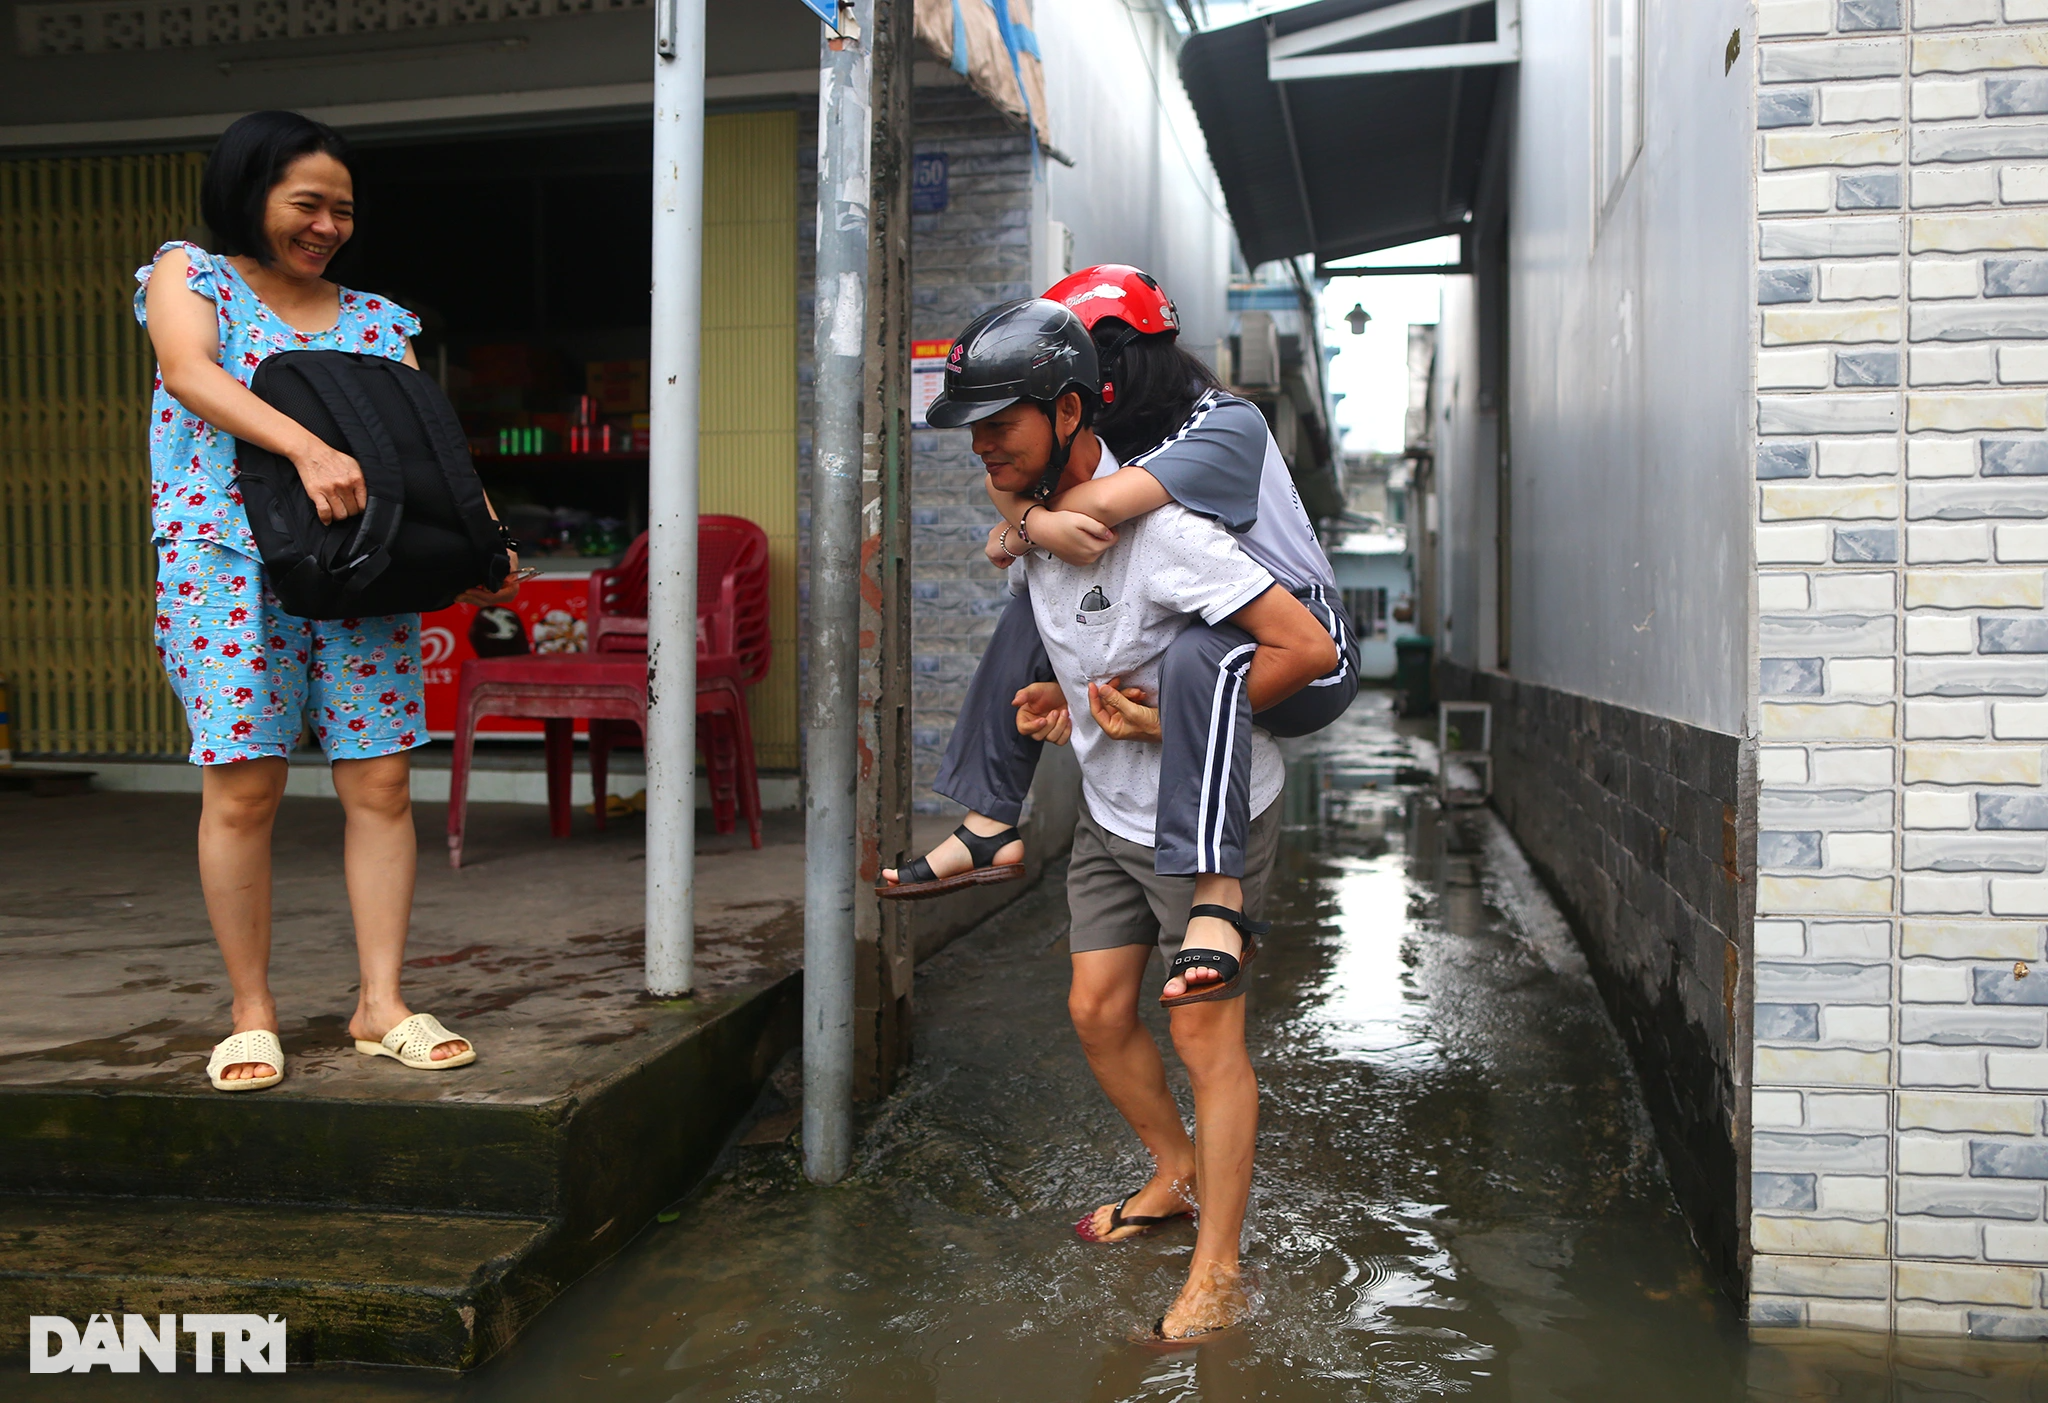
top-left (700, 111), bottom-right (800, 771)
top-left (0, 154), bottom-right (201, 757)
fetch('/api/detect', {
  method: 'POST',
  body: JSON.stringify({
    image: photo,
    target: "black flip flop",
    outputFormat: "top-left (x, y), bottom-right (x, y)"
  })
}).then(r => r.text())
top-left (1073, 1191), bottom-right (1192, 1243)
top-left (1159, 904), bottom-right (1270, 1008)
top-left (875, 823), bottom-right (1025, 901)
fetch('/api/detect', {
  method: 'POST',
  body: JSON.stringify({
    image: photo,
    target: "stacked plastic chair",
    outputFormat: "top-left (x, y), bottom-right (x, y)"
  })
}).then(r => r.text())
top-left (445, 517), bottom-right (770, 867)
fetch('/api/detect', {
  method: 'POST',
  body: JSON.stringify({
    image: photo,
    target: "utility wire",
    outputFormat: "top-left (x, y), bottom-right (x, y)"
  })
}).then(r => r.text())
top-left (1114, 0), bottom-right (1233, 224)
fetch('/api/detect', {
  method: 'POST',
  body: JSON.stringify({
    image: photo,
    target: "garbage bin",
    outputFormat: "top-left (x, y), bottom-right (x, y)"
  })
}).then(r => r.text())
top-left (1393, 635), bottom-right (1434, 718)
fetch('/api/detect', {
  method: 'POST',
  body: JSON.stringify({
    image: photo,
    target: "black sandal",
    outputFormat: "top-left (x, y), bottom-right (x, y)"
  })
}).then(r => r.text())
top-left (1159, 904), bottom-right (1268, 1008)
top-left (875, 823), bottom-right (1025, 901)
top-left (1073, 1191), bottom-right (1192, 1243)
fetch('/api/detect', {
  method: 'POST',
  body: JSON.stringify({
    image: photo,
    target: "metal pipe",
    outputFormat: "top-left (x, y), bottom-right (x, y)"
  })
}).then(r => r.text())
top-left (803, 0), bottom-right (872, 1185)
top-left (645, 0), bottom-right (705, 998)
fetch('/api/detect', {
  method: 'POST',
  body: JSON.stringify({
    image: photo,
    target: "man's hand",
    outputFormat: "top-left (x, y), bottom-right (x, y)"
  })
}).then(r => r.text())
top-left (1026, 509), bottom-right (1117, 567)
top-left (1013, 681), bottom-right (1072, 746)
top-left (292, 438), bottom-right (367, 524)
top-left (1088, 677), bottom-right (1161, 743)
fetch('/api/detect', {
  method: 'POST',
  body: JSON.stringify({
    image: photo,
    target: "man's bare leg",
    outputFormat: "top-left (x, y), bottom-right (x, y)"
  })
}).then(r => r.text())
top-left (1163, 874), bottom-right (1244, 1000)
top-left (1160, 995), bottom-right (1257, 1337)
top-left (1069, 946), bottom-right (1198, 1239)
top-left (879, 810), bottom-right (1025, 887)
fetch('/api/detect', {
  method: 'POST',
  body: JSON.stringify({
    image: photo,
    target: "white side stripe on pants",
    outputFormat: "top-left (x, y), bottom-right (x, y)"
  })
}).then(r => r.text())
top-left (1196, 641), bottom-right (1258, 873)
top-left (1300, 584), bottom-right (1353, 686)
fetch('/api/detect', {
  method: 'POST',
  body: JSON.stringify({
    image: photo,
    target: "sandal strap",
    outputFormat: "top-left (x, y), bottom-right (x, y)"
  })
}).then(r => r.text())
top-left (383, 1013), bottom-right (465, 1062)
top-left (208, 1029), bottom-right (282, 1073)
top-left (1166, 945), bottom-right (1242, 985)
top-left (951, 823), bottom-right (1021, 869)
top-left (1188, 903), bottom-right (1271, 937)
top-left (897, 853), bottom-right (939, 885)
top-left (1108, 1192), bottom-right (1188, 1231)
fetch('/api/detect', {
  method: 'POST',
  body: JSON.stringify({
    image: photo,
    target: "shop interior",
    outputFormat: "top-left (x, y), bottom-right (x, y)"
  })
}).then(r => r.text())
top-left (340, 124), bottom-right (654, 571)
top-left (326, 115), bottom-right (801, 770)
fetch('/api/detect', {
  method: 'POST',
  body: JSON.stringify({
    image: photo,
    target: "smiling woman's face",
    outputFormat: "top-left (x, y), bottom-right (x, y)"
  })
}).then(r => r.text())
top-left (261, 151), bottom-right (354, 280)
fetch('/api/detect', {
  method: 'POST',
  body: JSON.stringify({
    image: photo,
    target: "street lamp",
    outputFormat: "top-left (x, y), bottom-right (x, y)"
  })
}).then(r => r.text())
top-left (1345, 302), bottom-right (1370, 336)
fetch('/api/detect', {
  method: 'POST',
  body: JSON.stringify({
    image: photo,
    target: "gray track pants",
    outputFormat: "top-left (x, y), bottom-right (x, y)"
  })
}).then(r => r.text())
top-left (931, 584), bottom-right (1359, 878)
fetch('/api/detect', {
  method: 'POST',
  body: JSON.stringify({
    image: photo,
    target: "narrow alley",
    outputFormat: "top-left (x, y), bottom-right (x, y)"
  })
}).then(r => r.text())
top-left (29, 696), bottom-right (2048, 1400)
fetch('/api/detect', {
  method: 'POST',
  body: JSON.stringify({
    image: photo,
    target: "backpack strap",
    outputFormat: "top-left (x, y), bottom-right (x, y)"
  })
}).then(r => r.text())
top-left (290, 353), bottom-right (408, 597)
top-left (381, 360), bottom-right (508, 584)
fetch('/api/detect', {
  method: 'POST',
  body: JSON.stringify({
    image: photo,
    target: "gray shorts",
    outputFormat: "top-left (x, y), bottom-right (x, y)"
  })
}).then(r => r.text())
top-left (1066, 799), bottom-right (1283, 977)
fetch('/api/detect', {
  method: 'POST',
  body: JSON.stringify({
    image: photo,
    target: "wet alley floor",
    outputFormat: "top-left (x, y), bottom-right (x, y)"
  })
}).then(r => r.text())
top-left (26, 694), bottom-right (2048, 1399)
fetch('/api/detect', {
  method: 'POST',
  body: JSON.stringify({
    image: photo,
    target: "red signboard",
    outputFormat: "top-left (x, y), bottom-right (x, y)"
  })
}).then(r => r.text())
top-left (421, 572), bottom-right (594, 739)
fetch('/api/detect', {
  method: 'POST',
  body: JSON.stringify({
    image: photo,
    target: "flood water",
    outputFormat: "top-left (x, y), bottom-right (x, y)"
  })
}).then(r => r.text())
top-left (33, 694), bottom-right (2048, 1399)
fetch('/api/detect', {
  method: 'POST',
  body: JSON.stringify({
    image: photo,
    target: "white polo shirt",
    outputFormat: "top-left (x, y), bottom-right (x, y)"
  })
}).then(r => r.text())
top-left (1015, 447), bottom-right (1284, 847)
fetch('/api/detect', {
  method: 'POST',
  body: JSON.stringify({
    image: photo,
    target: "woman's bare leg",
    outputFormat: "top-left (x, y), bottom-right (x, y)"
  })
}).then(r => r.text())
top-left (197, 756), bottom-right (289, 1080)
top-left (333, 754), bottom-right (465, 1061)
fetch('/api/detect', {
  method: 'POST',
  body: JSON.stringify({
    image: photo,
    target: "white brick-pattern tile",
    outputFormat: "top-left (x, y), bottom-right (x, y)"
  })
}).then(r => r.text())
top-left (1753, 0), bottom-right (2048, 1336)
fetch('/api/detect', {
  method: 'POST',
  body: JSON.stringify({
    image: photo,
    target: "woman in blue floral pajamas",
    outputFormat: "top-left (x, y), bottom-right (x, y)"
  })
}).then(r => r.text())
top-left (139, 111), bottom-right (518, 1091)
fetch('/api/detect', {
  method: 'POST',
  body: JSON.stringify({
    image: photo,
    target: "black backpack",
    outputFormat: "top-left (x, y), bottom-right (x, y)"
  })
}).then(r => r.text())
top-left (236, 350), bottom-right (510, 619)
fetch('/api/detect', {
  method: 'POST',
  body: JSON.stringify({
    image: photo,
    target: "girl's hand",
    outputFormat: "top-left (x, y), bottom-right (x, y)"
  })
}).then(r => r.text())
top-left (1088, 677), bottom-right (1160, 743)
top-left (457, 551), bottom-right (523, 607)
top-left (1013, 681), bottom-right (1072, 746)
top-left (985, 521), bottom-right (1017, 570)
top-left (291, 438), bottom-right (367, 524)
top-left (1027, 509), bottom-right (1116, 567)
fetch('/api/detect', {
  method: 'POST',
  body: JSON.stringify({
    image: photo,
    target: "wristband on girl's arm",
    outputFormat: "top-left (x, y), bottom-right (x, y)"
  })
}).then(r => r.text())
top-left (1018, 503), bottom-right (1041, 544)
top-left (999, 525), bottom-right (1029, 560)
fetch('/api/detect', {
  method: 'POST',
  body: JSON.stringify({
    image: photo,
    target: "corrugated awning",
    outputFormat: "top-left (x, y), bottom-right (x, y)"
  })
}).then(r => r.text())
top-left (1179, 0), bottom-right (1514, 269)
top-left (914, 0), bottom-right (1053, 151)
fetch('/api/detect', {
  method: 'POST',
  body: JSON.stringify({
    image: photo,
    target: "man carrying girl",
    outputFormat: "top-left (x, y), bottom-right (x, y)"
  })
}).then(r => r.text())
top-left (885, 283), bottom-right (1351, 1339)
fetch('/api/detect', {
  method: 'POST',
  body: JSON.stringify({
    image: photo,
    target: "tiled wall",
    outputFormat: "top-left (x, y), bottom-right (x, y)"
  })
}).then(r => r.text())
top-left (906, 87), bottom-right (1036, 810)
top-left (796, 87), bottom-right (1035, 804)
top-left (1438, 662), bottom-right (1755, 1289)
top-left (1752, 0), bottom-right (2048, 1335)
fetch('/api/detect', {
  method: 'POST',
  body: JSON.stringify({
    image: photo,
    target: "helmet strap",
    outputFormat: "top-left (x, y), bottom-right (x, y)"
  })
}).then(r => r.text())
top-left (1030, 400), bottom-right (1077, 502)
top-left (1095, 323), bottom-right (1144, 406)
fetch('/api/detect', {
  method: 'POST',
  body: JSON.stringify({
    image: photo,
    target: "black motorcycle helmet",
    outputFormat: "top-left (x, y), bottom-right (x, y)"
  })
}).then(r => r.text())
top-left (927, 298), bottom-right (1101, 500)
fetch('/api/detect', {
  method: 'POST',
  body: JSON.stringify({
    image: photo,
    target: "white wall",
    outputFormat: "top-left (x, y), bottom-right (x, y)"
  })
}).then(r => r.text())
top-left (1435, 276), bottom-right (1501, 672)
top-left (1032, 0), bottom-right (1232, 352)
top-left (1485, 0), bottom-right (1754, 734)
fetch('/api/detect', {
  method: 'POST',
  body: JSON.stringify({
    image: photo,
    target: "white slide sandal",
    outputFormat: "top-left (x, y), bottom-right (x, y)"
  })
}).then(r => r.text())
top-left (206, 1029), bottom-right (285, 1092)
top-left (355, 1012), bottom-right (476, 1070)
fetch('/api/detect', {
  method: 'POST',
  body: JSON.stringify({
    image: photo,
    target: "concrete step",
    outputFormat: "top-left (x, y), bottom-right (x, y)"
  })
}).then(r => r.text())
top-left (0, 974), bottom-right (799, 1220)
top-left (0, 1195), bottom-right (556, 1369)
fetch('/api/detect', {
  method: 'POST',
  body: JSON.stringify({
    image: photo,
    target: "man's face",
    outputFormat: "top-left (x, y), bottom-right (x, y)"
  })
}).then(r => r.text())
top-left (970, 401), bottom-right (1055, 495)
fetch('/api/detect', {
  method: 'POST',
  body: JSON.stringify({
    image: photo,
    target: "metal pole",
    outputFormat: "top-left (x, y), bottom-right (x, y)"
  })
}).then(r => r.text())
top-left (804, 0), bottom-right (872, 1184)
top-left (646, 0), bottom-right (704, 997)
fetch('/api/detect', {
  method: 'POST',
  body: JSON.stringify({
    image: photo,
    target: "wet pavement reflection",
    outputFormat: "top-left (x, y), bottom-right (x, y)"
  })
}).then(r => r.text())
top-left (34, 692), bottom-right (2048, 1400)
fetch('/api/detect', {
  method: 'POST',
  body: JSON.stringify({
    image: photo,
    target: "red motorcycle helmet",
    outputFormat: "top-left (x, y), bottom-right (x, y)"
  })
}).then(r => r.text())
top-left (1045, 263), bottom-right (1180, 336)
top-left (1044, 265), bottom-right (1179, 405)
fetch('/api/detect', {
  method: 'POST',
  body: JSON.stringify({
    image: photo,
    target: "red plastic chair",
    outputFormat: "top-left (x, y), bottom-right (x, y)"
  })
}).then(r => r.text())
top-left (587, 518), bottom-right (770, 840)
top-left (445, 519), bottom-right (772, 866)
top-left (587, 517), bottom-right (770, 677)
